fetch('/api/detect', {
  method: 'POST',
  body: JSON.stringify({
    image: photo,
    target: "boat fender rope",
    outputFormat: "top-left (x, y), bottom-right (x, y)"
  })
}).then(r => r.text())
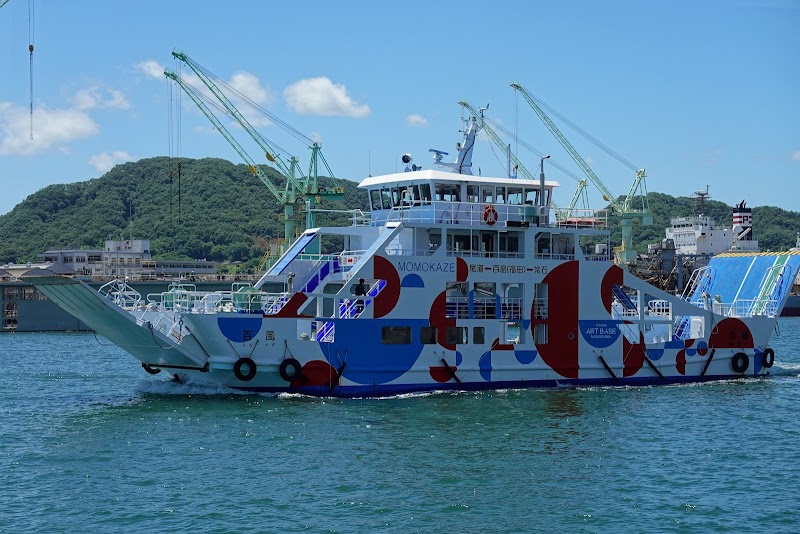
top-left (279, 358), bottom-right (302, 382)
top-left (701, 349), bottom-right (716, 376)
top-left (762, 348), bottom-right (775, 369)
top-left (440, 358), bottom-right (462, 384)
top-left (597, 354), bottom-right (617, 380)
top-left (483, 204), bottom-right (498, 226)
top-left (329, 361), bottom-right (347, 394)
top-left (732, 352), bottom-right (749, 374)
top-left (233, 357), bottom-right (257, 381)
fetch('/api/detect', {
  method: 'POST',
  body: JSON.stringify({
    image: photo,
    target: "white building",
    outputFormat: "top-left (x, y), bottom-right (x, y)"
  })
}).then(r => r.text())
top-left (38, 239), bottom-right (215, 279)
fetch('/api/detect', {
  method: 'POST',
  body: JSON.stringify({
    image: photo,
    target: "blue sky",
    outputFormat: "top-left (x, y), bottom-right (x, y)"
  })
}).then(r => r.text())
top-left (1, 0), bottom-right (798, 219)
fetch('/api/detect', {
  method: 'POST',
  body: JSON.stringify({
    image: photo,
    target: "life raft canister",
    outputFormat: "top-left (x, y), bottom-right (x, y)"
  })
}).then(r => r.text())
top-left (762, 347), bottom-right (775, 368)
top-left (279, 358), bottom-right (303, 382)
top-left (731, 352), bottom-right (749, 374)
top-left (483, 204), bottom-right (498, 225)
top-left (233, 357), bottom-right (257, 381)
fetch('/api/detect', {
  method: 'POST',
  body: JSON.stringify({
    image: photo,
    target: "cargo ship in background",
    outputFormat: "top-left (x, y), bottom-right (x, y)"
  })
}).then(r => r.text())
top-left (22, 119), bottom-right (800, 396)
top-left (630, 187), bottom-right (800, 315)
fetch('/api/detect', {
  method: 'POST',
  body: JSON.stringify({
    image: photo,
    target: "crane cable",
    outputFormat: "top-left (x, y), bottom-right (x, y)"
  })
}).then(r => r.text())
top-left (527, 92), bottom-right (639, 172)
top-left (28, 0), bottom-right (34, 140)
top-left (168, 82), bottom-right (174, 226)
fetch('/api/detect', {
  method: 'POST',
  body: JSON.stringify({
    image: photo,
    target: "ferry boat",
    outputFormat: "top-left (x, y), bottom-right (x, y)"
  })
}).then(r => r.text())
top-left (23, 118), bottom-right (800, 396)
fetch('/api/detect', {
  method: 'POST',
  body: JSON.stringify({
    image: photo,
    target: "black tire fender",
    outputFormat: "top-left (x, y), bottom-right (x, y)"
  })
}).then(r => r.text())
top-left (279, 358), bottom-right (302, 382)
top-left (142, 363), bottom-right (161, 375)
top-left (233, 357), bottom-right (257, 382)
top-left (762, 348), bottom-right (775, 369)
top-left (732, 352), bottom-right (749, 374)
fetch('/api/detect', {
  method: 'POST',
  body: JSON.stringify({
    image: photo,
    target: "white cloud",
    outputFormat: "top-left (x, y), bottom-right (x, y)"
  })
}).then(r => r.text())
top-left (405, 114), bottom-right (428, 127)
top-left (230, 71), bottom-right (271, 105)
top-left (135, 59), bottom-right (166, 79)
top-left (72, 87), bottom-right (131, 110)
top-left (89, 151), bottom-right (134, 173)
top-left (0, 102), bottom-right (99, 156)
top-left (792, 150), bottom-right (800, 161)
top-left (283, 77), bottom-right (370, 118)
top-left (149, 61), bottom-right (275, 128)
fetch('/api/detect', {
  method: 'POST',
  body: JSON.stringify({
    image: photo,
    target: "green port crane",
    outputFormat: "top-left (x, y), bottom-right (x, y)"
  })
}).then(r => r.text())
top-left (511, 82), bottom-right (652, 263)
top-left (165, 69), bottom-right (301, 243)
top-left (170, 51), bottom-right (345, 235)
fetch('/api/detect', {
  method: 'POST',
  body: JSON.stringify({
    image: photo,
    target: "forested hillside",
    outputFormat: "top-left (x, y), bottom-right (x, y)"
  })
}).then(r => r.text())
top-left (0, 157), bottom-right (369, 269)
top-left (0, 157), bottom-right (797, 269)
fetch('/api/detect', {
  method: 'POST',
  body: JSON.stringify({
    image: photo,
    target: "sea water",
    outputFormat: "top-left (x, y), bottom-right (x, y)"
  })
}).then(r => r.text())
top-left (1, 320), bottom-right (799, 533)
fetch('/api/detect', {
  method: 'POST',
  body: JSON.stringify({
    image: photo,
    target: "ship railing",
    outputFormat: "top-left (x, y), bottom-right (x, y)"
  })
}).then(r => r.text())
top-left (472, 299), bottom-right (496, 319)
top-left (553, 208), bottom-right (609, 229)
top-left (584, 253), bottom-right (610, 262)
top-left (647, 299), bottom-right (673, 318)
top-left (445, 298), bottom-right (470, 319)
top-left (501, 298), bottom-right (523, 319)
top-left (753, 263), bottom-right (794, 316)
top-left (98, 279), bottom-right (142, 310)
top-left (611, 307), bottom-right (640, 342)
top-left (306, 207), bottom-right (370, 227)
top-left (338, 250), bottom-right (367, 269)
top-left (445, 246), bottom-right (525, 259)
top-left (372, 201), bottom-right (558, 228)
top-left (316, 280), bottom-right (387, 341)
top-left (716, 298), bottom-right (779, 318)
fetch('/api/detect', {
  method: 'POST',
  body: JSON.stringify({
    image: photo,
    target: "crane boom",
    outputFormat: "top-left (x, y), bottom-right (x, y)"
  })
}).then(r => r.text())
top-left (512, 82), bottom-right (652, 263)
top-left (511, 83), bottom-right (619, 209)
top-left (172, 50), bottom-right (305, 192)
top-left (165, 69), bottom-right (298, 242)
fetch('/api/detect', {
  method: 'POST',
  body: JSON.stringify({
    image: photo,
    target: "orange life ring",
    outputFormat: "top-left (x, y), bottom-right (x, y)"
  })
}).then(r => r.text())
top-left (483, 204), bottom-right (498, 225)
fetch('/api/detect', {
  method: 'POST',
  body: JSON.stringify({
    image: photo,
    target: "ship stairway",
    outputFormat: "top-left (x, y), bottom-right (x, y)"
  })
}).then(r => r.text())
top-left (610, 286), bottom-right (640, 343)
top-left (316, 279), bottom-right (388, 342)
top-left (266, 231), bottom-right (319, 276)
top-left (673, 267), bottom-right (715, 339)
top-left (750, 257), bottom-right (792, 316)
top-left (612, 285), bottom-right (637, 311)
top-left (681, 265), bottom-right (716, 303)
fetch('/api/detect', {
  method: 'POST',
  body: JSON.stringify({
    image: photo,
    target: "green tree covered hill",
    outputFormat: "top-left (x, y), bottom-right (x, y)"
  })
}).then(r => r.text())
top-left (0, 157), bottom-right (797, 267)
top-left (0, 157), bottom-right (369, 268)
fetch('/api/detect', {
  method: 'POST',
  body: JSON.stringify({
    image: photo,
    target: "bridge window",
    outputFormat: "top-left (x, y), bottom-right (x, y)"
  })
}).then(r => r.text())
top-left (467, 185), bottom-right (480, 203)
top-left (482, 187), bottom-right (494, 204)
top-left (420, 183), bottom-right (432, 203)
top-left (370, 190), bottom-right (382, 210)
top-left (508, 187), bottom-right (523, 205)
top-left (525, 188), bottom-right (538, 205)
top-left (435, 183), bottom-right (460, 202)
top-left (389, 187), bottom-right (402, 207)
top-left (495, 187), bottom-right (506, 204)
top-left (380, 189), bottom-right (392, 209)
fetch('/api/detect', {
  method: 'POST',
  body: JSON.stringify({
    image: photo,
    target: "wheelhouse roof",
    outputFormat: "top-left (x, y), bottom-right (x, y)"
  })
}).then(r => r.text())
top-left (358, 169), bottom-right (560, 190)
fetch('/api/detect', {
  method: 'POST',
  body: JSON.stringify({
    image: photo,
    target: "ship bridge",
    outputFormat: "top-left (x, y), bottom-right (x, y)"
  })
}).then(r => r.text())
top-left (359, 170), bottom-right (565, 229)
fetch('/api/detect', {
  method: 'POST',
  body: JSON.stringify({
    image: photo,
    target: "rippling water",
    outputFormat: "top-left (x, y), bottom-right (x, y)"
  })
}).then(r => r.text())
top-left (2, 320), bottom-right (800, 533)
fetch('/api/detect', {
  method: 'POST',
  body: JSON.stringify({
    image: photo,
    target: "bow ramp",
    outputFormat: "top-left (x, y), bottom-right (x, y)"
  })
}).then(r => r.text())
top-left (21, 273), bottom-right (208, 369)
top-left (703, 252), bottom-right (800, 316)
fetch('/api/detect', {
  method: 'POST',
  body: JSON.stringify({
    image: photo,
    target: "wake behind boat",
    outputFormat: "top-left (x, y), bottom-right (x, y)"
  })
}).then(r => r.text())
top-left (24, 118), bottom-right (800, 397)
